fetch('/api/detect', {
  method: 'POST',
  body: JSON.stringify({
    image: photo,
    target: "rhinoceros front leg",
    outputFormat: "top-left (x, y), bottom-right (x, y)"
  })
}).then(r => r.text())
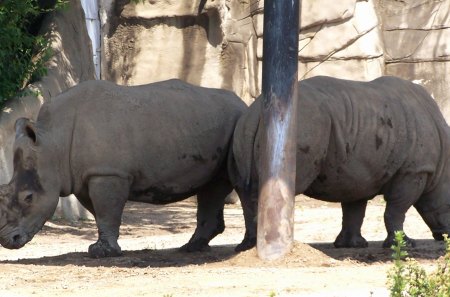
top-left (334, 199), bottom-right (369, 248)
top-left (87, 176), bottom-right (129, 258)
top-left (180, 176), bottom-right (232, 252)
top-left (382, 173), bottom-right (427, 248)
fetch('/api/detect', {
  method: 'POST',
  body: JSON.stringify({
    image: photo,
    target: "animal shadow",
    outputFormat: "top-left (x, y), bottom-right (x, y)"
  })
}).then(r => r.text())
top-left (0, 244), bottom-right (238, 268)
top-left (309, 239), bottom-right (446, 263)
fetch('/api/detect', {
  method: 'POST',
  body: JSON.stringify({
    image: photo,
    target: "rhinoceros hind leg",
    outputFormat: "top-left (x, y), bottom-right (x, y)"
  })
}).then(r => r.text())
top-left (180, 174), bottom-right (232, 252)
top-left (382, 232), bottom-right (416, 248)
top-left (233, 182), bottom-right (258, 252)
top-left (87, 175), bottom-right (129, 258)
top-left (334, 200), bottom-right (369, 248)
top-left (381, 173), bottom-right (426, 249)
top-left (179, 238), bottom-right (211, 252)
top-left (433, 233), bottom-right (445, 241)
top-left (235, 231), bottom-right (256, 252)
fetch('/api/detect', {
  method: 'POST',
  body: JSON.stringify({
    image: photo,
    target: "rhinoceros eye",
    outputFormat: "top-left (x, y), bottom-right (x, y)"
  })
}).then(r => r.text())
top-left (24, 193), bottom-right (33, 204)
top-left (18, 191), bottom-right (34, 206)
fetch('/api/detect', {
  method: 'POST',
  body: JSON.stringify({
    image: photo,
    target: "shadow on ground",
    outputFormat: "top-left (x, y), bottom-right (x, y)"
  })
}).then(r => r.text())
top-left (310, 239), bottom-right (446, 263)
top-left (0, 244), bottom-right (238, 268)
top-left (2, 239), bottom-right (445, 269)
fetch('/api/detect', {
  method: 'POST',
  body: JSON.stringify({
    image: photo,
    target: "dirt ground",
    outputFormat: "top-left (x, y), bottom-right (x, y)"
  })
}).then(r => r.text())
top-left (0, 195), bottom-right (446, 297)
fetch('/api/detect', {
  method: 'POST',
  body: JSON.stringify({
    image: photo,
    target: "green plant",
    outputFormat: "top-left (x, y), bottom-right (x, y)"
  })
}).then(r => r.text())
top-left (387, 231), bottom-right (450, 297)
top-left (0, 0), bottom-right (66, 103)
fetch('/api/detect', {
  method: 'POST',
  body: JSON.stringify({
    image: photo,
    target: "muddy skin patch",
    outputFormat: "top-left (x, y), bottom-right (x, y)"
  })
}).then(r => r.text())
top-left (317, 174), bottom-right (327, 183)
top-left (15, 168), bottom-right (44, 193)
top-left (375, 135), bottom-right (383, 150)
top-left (380, 116), bottom-right (394, 129)
top-left (386, 118), bottom-right (393, 128)
top-left (9, 149), bottom-right (44, 219)
top-left (13, 149), bottom-right (43, 192)
top-left (191, 154), bottom-right (206, 162)
top-left (212, 147), bottom-right (224, 161)
top-left (345, 143), bottom-right (350, 155)
top-left (212, 146), bottom-right (223, 161)
top-left (299, 145), bottom-right (310, 154)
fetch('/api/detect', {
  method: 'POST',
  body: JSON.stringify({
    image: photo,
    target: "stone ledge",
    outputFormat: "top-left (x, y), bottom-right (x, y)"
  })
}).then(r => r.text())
top-left (121, 0), bottom-right (225, 19)
top-left (381, 0), bottom-right (450, 30)
top-left (384, 28), bottom-right (450, 62)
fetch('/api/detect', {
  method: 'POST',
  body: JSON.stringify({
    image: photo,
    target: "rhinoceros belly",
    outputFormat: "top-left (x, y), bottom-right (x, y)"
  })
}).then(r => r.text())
top-left (128, 161), bottom-right (218, 204)
top-left (303, 160), bottom-right (393, 203)
top-left (129, 186), bottom-right (196, 205)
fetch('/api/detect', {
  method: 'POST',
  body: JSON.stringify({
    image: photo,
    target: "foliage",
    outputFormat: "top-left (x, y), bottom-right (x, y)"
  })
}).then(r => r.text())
top-left (387, 231), bottom-right (450, 297)
top-left (0, 0), bottom-right (66, 103)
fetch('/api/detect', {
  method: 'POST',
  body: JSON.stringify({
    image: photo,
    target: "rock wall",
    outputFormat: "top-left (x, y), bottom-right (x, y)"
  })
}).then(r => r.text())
top-left (376, 0), bottom-right (450, 118)
top-left (0, 0), bottom-right (95, 220)
top-left (101, 0), bottom-right (259, 103)
top-left (101, 0), bottom-right (450, 114)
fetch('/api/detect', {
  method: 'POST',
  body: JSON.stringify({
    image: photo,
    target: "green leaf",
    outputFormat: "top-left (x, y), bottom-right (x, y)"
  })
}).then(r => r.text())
top-left (0, 0), bottom-right (67, 103)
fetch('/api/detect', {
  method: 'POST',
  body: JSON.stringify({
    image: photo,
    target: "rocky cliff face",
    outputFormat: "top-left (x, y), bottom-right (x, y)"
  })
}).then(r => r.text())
top-left (377, 0), bottom-right (450, 119)
top-left (101, 0), bottom-right (450, 112)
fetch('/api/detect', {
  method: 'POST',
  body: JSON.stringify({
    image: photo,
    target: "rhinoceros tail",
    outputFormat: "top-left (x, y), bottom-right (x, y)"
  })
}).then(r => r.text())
top-left (228, 102), bottom-right (261, 194)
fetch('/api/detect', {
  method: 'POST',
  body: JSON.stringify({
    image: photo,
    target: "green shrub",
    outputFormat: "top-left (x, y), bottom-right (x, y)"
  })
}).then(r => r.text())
top-left (387, 231), bottom-right (450, 297)
top-left (0, 0), bottom-right (66, 103)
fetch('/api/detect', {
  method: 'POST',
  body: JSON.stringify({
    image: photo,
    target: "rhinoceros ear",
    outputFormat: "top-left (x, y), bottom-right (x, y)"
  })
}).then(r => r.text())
top-left (15, 118), bottom-right (37, 144)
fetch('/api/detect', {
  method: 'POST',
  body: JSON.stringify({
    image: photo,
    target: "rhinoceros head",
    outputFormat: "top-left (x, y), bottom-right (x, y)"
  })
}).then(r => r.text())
top-left (0, 118), bottom-right (60, 249)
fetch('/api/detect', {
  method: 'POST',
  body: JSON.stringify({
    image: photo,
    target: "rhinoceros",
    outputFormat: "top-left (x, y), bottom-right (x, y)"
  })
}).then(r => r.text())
top-left (0, 79), bottom-right (247, 258)
top-left (229, 75), bottom-right (450, 252)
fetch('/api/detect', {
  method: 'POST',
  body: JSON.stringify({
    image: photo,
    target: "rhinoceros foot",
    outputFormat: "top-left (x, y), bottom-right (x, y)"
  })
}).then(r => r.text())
top-left (180, 238), bottom-right (211, 252)
top-left (383, 232), bottom-right (416, 249)
top-left (334, 231), bottom-right (368, 248)
top-left (88, 239), bottom-right (122, 258)
top-left (432, 232), bottom-right (446, 241)
top-left (234, 235), bottom-right (256, 252)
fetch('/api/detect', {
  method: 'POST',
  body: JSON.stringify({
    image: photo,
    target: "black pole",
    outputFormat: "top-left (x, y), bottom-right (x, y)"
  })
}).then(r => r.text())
top-left (257, 0), bottom-right (300, 260)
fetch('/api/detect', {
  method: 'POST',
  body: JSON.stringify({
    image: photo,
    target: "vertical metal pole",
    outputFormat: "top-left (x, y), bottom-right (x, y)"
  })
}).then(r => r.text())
top-left (257, 0), bottom-right (300, 260)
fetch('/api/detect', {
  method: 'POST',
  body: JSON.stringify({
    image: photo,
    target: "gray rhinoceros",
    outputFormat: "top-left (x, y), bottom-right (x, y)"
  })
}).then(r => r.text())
top-left (0, 79), bottom-right (247, 258)
top-left (229, 75), bottom-right (450, 252)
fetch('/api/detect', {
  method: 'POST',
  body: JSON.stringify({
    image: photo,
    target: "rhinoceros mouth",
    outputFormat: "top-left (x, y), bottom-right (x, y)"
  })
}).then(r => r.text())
top-left (0, 232), bottom-right (28, 249)
top-left (0, 226), bottom-right (37, 249)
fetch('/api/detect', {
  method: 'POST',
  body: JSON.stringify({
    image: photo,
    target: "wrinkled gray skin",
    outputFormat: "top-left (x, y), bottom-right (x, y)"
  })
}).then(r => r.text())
top-left (229, 76), bottom-right (450, 252)
top-left (0, 79), bottom-right (246, 258)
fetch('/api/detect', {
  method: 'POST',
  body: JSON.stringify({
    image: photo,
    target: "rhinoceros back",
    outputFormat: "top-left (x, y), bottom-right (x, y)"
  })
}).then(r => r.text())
top-left (301, 76), bottom-right (450, 201)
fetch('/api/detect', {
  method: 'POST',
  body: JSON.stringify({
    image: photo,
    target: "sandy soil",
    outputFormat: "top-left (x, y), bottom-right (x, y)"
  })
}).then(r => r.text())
top-left (0, 196), bottom-right (446, 297)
